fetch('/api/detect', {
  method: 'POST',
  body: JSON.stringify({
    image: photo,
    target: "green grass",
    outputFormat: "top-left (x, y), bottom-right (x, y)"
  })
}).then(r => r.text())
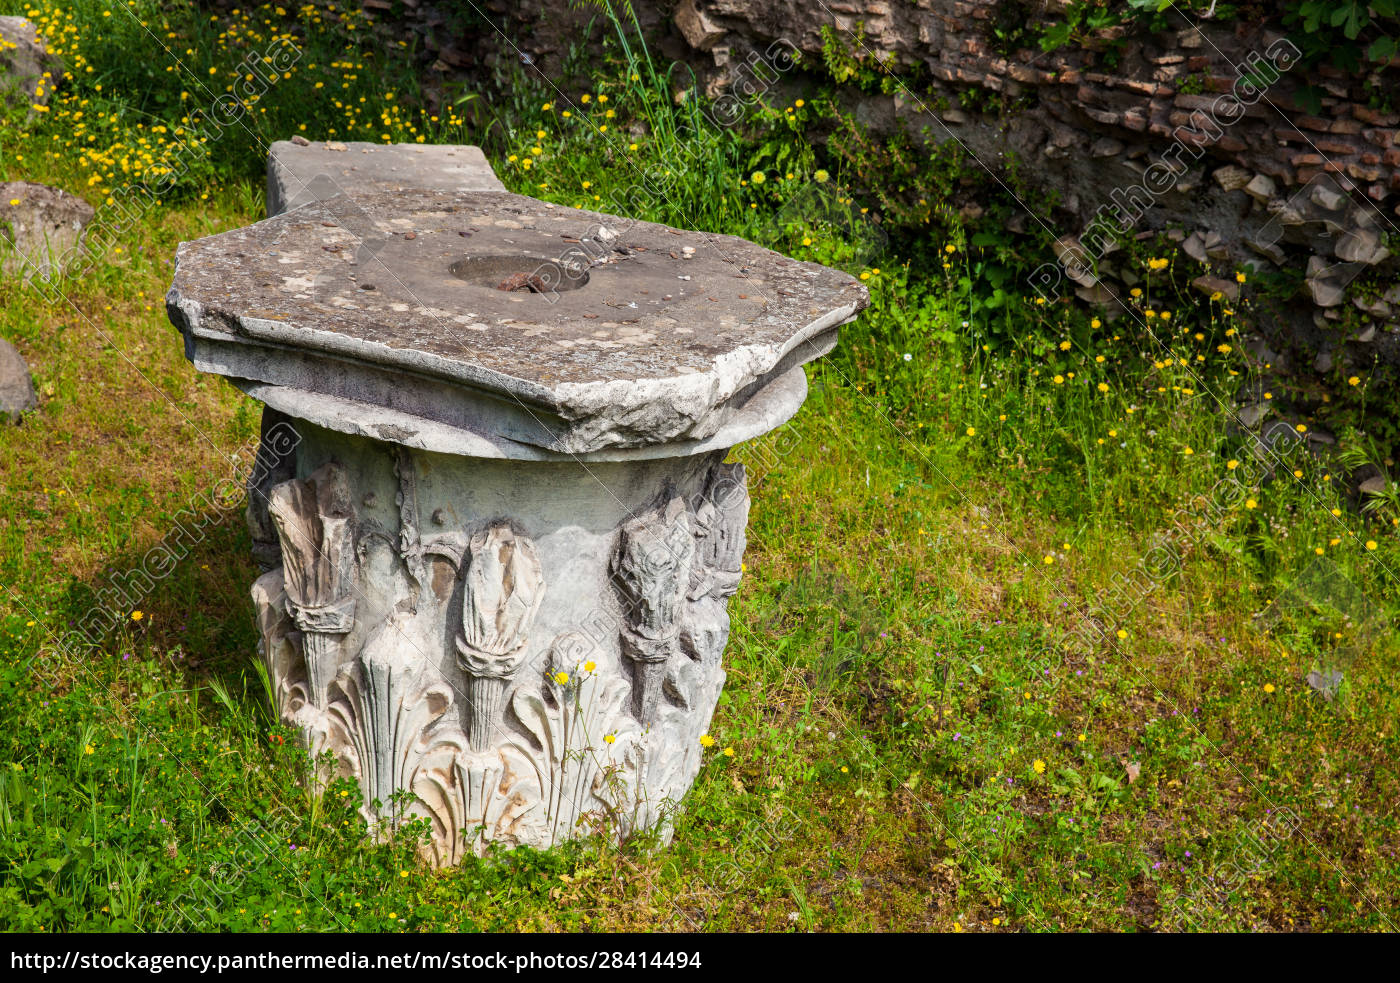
top-left (2, 0), bottom-right (1399, 933)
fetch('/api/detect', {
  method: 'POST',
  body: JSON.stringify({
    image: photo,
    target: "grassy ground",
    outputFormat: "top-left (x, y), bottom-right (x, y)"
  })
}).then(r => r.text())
top-left (2, 0), bottom-right (1398, 933)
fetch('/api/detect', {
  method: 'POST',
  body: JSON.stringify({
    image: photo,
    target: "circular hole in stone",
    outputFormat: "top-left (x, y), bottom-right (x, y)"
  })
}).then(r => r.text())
top-left (449, 254), bottom-right (589, 294)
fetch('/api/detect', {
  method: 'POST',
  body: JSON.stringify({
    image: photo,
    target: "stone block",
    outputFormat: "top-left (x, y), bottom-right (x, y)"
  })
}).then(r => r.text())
top-left (0, 337), bottom-right (36, 423)
top-left (0, 181), bottom-right (93, 277)
top-left (674, 0), bottom-right (726, 51)
top-left (266, 139), bottom-right (505, 217)
top-left (0, 16), bottom-right (57, 107)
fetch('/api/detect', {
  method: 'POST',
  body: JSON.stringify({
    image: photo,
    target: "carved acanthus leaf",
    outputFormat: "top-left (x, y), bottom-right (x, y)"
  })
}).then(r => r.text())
top-left (508, 665), bottom-right (635, 847)
top-left (612, 486), bottom-right (694, 723)
top-left (251, 567), bottom-right (304, 717)
top-left (614, 488), bottom-right (693, 647)
top-left (411, 743), bottom-right (544, 866)
top-left (268, 461), bottom-right (357, 631)
top-left (689, 462), bottom-right (748, 601)
top-left (457, 523), bottom-right (545, 672)
top-left (327, 613), bottom-right (460, 830)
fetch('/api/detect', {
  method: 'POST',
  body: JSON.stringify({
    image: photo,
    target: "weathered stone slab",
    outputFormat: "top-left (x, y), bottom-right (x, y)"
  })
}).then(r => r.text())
top-left (167, 188), bottom-right (866, 458)
top-left (0, 181), bottom-right (94, 277)
top-left (266, 139), bottom-right (505, 216)
top-left (0, 16), bottom-right (57, 108)
top-left (0, 337), bottom-right (36, 423)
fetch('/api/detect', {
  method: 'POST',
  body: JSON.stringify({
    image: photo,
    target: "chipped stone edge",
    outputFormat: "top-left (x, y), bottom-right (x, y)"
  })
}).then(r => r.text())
top-left (235, 360), bottom-right (811, 463)
top-left (168, 278), bottom-right (859, 455)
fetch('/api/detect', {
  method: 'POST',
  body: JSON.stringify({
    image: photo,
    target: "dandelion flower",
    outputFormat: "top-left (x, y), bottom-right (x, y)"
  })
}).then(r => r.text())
top-left (1263, 683), bottom-right (1275, 694)
top-left (1366, 540), bottom-right (1378, 550)
top-left (966, 426), bottom-right (976, 437)
top-left (751, 170), bottom-right (766, 184)
top-left (699, 734), bottom-right (715, 748)
top-left (131, 611), bottom-right (144, 622)
top-left (554, 671), bottom-right (569, 685)
top-left (1033, 759), bottom-right (1046, 774)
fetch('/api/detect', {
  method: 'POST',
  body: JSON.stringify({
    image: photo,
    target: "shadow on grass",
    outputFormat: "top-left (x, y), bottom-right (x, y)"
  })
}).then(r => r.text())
top-left (38, 503), bottom-right (268, 715)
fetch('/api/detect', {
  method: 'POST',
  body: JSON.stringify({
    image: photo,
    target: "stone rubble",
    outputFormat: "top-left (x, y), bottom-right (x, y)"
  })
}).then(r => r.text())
top-left (0, 181), bottom-right (95, 278)
top-left (0, 337), bottom-right (36, 424)
top-left (0, 16), bottom-right (57, 109)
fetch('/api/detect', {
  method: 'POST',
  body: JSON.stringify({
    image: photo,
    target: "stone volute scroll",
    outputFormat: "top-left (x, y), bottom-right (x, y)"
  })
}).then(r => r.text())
top-left (612, 487), bottom-right (694, 725)
top-left (166, 147), bottom-right (867, 864)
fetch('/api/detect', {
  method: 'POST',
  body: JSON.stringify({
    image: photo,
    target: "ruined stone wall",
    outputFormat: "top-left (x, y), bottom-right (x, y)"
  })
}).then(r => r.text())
top-left (674, 1), bottom-right (1398, 382)
top-left (360, 0), bottom-right (1400, 391)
